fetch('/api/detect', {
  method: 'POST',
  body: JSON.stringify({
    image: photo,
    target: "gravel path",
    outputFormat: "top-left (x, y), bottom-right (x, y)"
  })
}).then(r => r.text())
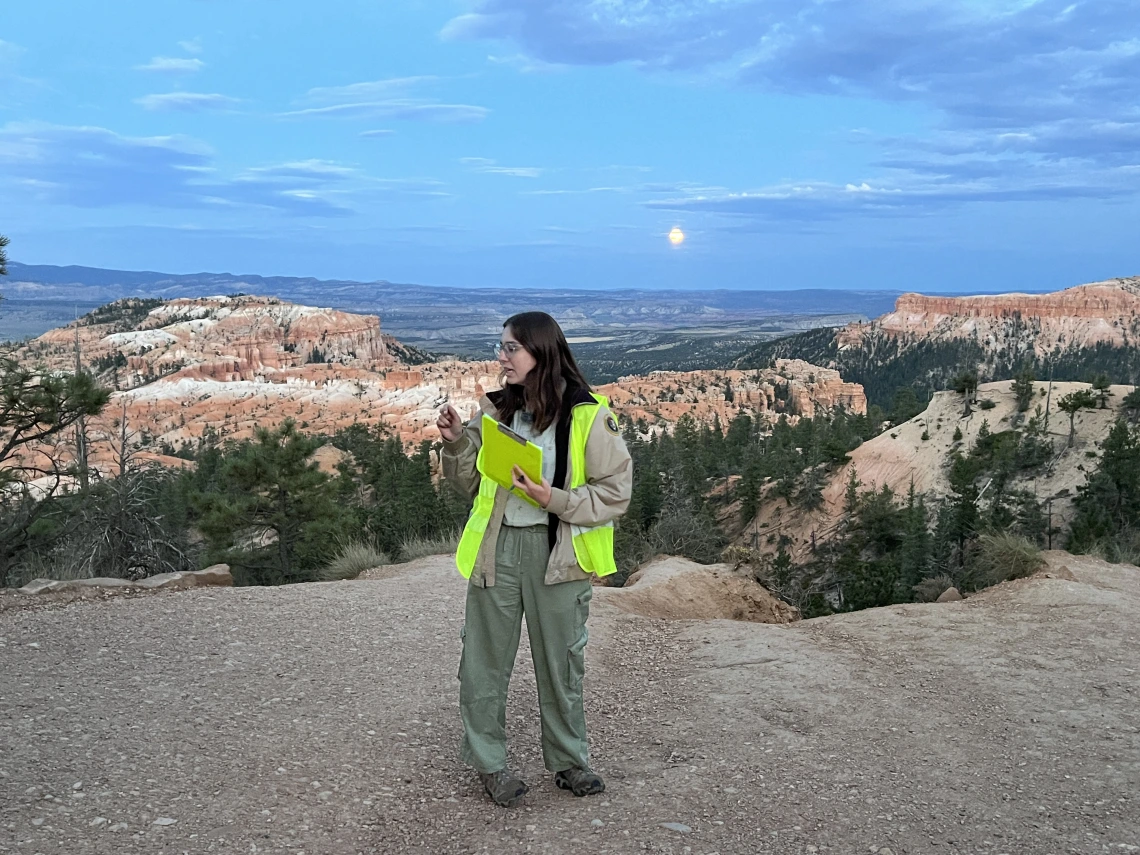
top-left (2, 553), bottom-right (1137, 854)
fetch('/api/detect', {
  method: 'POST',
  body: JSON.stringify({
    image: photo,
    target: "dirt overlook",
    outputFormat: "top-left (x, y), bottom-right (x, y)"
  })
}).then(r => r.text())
top-left (2, 549), bottom-right (1137, 854)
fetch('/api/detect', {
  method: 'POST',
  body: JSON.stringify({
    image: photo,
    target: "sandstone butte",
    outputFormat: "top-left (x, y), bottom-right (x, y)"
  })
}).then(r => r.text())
top-left (835, 275), bottom-right (1140, 354)
top-left (9, 296), bottom-right (863, 480)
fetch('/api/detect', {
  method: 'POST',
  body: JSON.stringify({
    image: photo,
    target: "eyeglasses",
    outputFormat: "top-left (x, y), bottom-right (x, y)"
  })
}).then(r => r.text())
top-left (493, 341), bottom-right (524, 357)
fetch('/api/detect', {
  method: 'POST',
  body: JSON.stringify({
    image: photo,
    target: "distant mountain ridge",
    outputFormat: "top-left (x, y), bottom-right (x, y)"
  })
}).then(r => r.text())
top-left (2, 260), bottom-right (903, 316)
top-left (736, 276), bottom-right (1140, 408)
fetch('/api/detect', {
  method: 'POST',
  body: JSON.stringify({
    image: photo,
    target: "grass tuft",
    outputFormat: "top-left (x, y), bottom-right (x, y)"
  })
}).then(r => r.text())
top-left (973, 532), bottom-right (1044, 587)
top-left (320, 542), bottom-right (391, 581)
top-left (397, 530), bottom-right (461, 563)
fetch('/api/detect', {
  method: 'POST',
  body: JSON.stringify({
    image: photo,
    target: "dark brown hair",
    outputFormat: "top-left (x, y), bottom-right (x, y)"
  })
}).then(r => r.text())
top-left (497, 311), bottom-right (591, 432)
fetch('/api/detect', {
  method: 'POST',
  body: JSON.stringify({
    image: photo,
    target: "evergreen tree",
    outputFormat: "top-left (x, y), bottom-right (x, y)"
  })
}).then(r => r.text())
top-left (952, 370), bottom-right (979, 416)
top-left (193, 420), bottom-right (353, 585)
top-left (1068, 419), bottom-right (1140, 552)
top-left (1091, 374), bottom-right (1112, 409)
top-left (1123, 388), bottom-right (1140, 424)
top-left (1012, 365), bottom-right (1035, 413)
top-left (898, 481), bottom-right (930, 594)
top-left (1057, 389), bottom-right (1097, 447)
top-left (889, 387), bottom-right (924, 425)
top-left (0, 356), bottom-right (110, 573)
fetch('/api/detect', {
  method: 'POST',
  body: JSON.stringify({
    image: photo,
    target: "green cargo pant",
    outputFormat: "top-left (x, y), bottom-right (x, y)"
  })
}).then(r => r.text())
top-left (459, 523), bottom-right (593, 774)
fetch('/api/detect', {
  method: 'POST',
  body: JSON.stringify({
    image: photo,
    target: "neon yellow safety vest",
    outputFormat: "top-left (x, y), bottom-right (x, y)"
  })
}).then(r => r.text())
top-left (455, 393), bottom-right (617, 579)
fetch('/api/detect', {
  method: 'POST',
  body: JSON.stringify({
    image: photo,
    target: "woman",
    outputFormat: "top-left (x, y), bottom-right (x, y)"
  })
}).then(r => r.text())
top-left (437, 311), bottom-right (632, 808)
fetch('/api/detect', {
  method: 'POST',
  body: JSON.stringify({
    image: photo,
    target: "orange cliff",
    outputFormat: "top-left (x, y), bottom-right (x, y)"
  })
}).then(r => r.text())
top-left (837, 276), bottom-right (1140, 354)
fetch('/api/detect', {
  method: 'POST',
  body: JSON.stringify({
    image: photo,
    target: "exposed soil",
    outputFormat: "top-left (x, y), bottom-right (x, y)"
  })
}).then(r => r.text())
top-left (1, 551), bottom-right (1137, 854)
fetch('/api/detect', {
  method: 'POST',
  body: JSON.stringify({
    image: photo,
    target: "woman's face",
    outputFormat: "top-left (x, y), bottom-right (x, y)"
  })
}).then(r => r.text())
top-left (499, 327), bottom-right (538, 384)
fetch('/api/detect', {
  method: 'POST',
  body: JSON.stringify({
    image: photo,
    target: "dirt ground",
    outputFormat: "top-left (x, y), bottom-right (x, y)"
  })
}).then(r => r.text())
top-left (1, 551), bottom-right (1137, 854)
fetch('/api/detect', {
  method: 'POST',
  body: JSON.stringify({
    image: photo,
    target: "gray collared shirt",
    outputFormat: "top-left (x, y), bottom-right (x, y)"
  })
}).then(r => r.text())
top-left (503, 410), bottom-right (558, 527)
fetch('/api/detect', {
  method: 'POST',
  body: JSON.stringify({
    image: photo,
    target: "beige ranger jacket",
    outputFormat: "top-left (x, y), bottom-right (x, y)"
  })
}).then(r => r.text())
top-left (441, 392), bottom-right (633, 586)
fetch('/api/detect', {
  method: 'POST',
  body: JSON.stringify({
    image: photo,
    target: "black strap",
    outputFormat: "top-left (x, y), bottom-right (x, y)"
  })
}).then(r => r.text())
top-left (547, 386), bottom-right (587, 550)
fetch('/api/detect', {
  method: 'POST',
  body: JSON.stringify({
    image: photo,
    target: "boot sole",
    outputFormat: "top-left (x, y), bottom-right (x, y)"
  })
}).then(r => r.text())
top-left (485, 782), bottom-right (528, 808)
top-left (555, 776), bottom-right (605, 797)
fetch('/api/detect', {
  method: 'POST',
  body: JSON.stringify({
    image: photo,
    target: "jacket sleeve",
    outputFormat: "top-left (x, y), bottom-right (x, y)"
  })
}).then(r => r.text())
top-left (440, 415), bottom-right (483, 500)
top-left (544, 407), bottom-right (632, 526)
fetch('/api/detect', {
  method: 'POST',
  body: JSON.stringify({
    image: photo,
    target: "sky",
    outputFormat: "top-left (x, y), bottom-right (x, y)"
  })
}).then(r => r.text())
top-left (1, 0), bottom-right (1139, 293)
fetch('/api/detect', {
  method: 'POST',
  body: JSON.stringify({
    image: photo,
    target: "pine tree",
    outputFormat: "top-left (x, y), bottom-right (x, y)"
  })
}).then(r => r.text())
top-left (1068, 419), bottom-right (1140, 552)
top-left (899, 481), bottom-right (930, 594)
top-left (194, 420), bottom-right (353, 585)
top-left (1091, 374), bottom-right (1112, 409)
top-left (1012, 366), bottom-right (1035, 413)
top-left (1057, 389), bottom-right (1097, 447)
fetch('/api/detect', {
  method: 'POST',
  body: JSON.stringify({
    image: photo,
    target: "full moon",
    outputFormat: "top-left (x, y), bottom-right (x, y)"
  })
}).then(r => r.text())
top-left (668, 226), bottom-right (685, 246)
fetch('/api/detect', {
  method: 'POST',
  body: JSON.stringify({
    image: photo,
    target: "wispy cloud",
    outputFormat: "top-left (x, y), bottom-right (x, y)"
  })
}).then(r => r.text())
top-left (446, 0), bottom-right (1140, 216)
top-left (522, 186), bottom-right (628, 196)
top-left (282, 76), bottom-right (488, 123)
top-left (179, 38), bottom-right (202, 55)
top-left (135, 56), bottom-right (204, 74)
top-left (0, 39), bottom-right (23, 79)
top-left (0, 123), bottom-right (443, 217)
top-left (360, 129), bottom-right (395, 138)
top-left (135, 92), bottom-right (239, 112)
top-left (645, 168), bottom-right (1140, 223)
top-left (461, 156), bottom-right (542, 177)
top-left (281, 101), bottom-right (487, 122)
top-left (0, 39), bottom-right (44, 106)
top-left (300, 77), bottom-right (438, 103)
top-left (486, 53), bottom-right (566, 73)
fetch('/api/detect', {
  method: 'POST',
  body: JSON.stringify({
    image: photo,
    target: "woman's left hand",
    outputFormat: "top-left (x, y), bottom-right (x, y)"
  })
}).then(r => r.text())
top-left (511, 466), bottom-right (552, 508)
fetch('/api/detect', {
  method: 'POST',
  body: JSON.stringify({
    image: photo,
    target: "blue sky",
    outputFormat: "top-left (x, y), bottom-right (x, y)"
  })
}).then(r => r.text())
top-left (2, 0), bottom-right (1138, 292)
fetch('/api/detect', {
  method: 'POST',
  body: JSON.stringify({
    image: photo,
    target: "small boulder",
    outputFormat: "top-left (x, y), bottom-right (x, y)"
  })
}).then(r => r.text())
top-left (138, 572), bottom-right (190, 590)
top-left (192, 564), bottom-right (233, 587)
top-left (139, 565), bottom-right (232, 590)
top-left (936, 586), bottom-right (963, 603)
top-left (18, 579), bottom-right (65, 595)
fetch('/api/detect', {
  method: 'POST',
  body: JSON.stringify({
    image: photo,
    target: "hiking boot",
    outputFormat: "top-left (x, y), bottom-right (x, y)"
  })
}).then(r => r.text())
top-left (479, 769), bottom-right (528, 807)
top-left (554, 767), bottom-right (605, 797)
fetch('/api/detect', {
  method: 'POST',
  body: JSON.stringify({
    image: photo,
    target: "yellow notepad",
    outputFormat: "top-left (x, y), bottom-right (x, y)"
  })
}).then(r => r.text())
top-left (478, 414), bottom-right (544, 508)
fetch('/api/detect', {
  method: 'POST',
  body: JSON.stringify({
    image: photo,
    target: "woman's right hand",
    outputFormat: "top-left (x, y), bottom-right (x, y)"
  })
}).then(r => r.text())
top-left (436, 404), bottom-right (463, 442)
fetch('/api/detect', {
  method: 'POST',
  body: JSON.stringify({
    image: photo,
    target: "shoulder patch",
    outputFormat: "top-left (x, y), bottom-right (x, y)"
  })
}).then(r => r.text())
top-left (604, 414), bottom-right (620, 435)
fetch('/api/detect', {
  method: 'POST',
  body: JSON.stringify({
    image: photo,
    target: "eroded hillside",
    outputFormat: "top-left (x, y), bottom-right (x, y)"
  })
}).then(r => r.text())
top-left (740, 378), bottom-right (1136, 564)
top-left (7, 297), bottom-right (863, 480)
top-left (737, 276), bottom-right (1140, 406)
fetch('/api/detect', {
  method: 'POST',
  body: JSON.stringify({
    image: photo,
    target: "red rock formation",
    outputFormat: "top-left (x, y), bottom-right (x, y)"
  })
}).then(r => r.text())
top-left (11, 297), bottom-right (864, 478)
top-left (839, 277), bottom-right (1140, 355)
top-left (597, 360), bottom-right (865, 434)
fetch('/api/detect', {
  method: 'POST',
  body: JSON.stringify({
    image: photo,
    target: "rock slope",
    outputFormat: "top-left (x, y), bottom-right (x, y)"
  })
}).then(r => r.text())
top-left (8, 298), bottom-right (863, 479)
top-left (740, 378), bottom-right (1136, 562)
top-left (838, 276), bottom-right (1140, 356)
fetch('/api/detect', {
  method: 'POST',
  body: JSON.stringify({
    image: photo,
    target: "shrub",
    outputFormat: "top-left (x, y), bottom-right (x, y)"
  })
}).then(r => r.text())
top-left (6, 547), bottom-right (97, 588)
top-left (979, 399), bottom-right (996, 410)
top-left (972, 532), bottom-right (1044, 587)
top-left (913, 573), bottom-right (955, 602)
top-left (651, 497), bottom-right (725, 565)
top-left (953, 426), bottom-right (963, 442)
top-left (921, 430), bottom-right (930, 441)
top-left (397, 530), bottom-right (460, 562)
top-left (320, 542), bottom-right (390, 581)
top-left (1084, 527), bottom-right (1140, 567)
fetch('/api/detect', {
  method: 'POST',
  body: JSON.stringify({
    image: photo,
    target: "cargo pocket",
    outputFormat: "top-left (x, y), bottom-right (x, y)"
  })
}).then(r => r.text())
top-left (567, 626), bottom-right (589, 690)
top-left (574, 586), bottom-right (592, 627)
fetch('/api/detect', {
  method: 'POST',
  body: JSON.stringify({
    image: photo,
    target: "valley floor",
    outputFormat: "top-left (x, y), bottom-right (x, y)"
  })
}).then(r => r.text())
top-left (1, 553), bottom-right (1137, 854)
